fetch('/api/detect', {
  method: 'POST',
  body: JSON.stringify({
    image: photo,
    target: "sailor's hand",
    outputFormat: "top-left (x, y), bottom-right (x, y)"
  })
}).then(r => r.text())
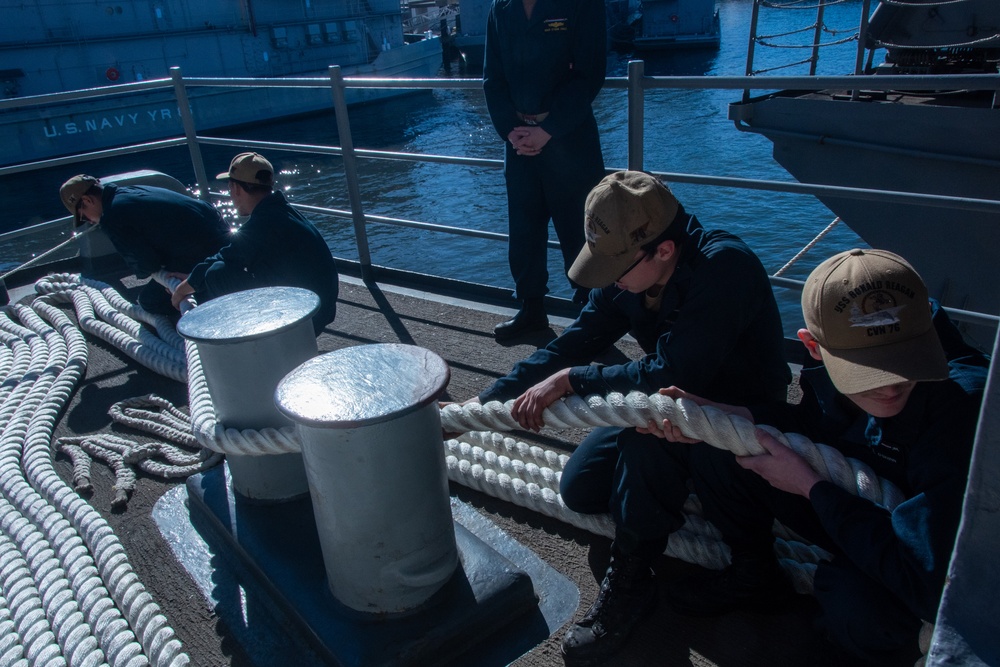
top-left (656, 386), bottom-right (754, 421)
top-left (507, 128), bottom-right (530, 148)
top-left (737, 428), bottom-right (821, 498)
top-left (510, 125), bottom-right (550, 156)
top-left (511, 368), bottom-right (573, 432)
top-left (170, 279), bottom-right (196, 310)
top-left (638, 386), bottom-right (706, 441)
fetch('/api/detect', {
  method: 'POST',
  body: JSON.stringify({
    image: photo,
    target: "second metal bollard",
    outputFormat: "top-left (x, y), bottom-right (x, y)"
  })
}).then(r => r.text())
top-left (275, 343), bottom-right (458, 614)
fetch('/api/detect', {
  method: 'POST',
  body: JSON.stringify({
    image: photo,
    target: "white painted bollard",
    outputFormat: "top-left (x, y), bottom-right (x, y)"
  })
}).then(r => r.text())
top-left (275, 343), bottom-right (459, 614)
top-left (178, 287), bottom-right (317, 502)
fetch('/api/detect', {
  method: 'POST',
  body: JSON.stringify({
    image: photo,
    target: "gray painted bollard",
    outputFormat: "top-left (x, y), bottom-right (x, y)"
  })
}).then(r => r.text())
top-left (178, 287), bottom-right (318, 502)
top-left (275, 343), bottom-right (459, 614)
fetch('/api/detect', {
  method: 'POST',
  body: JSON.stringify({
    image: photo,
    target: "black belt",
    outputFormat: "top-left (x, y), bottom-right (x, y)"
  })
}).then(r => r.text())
top-left (516, 111), bottom-right (549, 125)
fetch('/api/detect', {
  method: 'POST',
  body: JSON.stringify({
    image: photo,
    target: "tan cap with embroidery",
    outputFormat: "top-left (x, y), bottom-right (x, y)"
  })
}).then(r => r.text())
top-left (568, 171), bottom-right (679, 288)
top-left (802, 248), bottom-right (948, 394)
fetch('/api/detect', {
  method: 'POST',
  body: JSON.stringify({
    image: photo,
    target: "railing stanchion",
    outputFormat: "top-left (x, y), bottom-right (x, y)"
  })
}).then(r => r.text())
top-left (852, 0), bottom-right (873, 100)
top-left (170, 67), bottom-right (210, 198)
top-left (743, 0), bottom-right (762, 103)
top-left (810, 0), bottom-right (827, 77)
top-left (627, 60), bottom-right (645, 172)
top-left (328, 65), bottom-right (374, 280)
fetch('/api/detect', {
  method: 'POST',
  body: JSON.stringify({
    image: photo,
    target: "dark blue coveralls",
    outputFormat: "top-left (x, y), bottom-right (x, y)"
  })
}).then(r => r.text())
top-left (483, 0), bottom-right (607, 300)
top-left (185, 191), bottom-right (339, 335)
top-left (479, 214), bottom-right (791, 552)
top-left (691, 304), bottom-right (988, 665)
top-left (98, 183), bottom-right (231, 316)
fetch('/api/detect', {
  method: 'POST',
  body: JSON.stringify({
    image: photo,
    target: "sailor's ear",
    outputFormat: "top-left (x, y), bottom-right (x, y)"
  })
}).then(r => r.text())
top-left (653, 239), bottom-right (675, 260)
top-left (797, 329), bottom-right (823, 361)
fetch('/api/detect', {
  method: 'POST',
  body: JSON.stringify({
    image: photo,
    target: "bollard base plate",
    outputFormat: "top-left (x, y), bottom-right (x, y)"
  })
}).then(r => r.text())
top-left (173, 462), bottom-right (575, 667)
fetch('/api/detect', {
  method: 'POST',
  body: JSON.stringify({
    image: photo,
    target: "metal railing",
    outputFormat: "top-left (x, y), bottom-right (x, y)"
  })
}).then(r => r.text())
top-left (3, 64), bottom-right (1000, 324)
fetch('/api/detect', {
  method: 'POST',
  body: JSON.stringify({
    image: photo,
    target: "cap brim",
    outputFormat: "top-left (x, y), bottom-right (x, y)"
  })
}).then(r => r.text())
top-left (568, 244), bottom-right (638, 289)
top-left (215, 171), bottom-right (232, 180)
top-left (820, 325), bottom-right (949, 395)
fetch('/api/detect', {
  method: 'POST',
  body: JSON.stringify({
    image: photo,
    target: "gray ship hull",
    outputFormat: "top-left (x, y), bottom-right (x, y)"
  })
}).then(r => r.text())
top-left (0, 0), bottom-right (442, 165)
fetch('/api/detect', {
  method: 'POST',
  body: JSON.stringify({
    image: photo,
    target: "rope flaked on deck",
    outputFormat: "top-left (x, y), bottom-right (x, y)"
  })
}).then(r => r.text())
top-left (1, 292), bottom-right (189, 666)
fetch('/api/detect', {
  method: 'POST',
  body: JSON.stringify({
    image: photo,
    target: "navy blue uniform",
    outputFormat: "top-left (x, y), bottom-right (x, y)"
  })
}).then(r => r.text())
top-left (185, 191), bottom-right (339, 335)
top-left (98, 183), bottom-right (230, 315)
top-left (483, 0), bottom-right (607, 299)
top-left (480, 214), bottom-right (790, 543)
top-left (692, 304), bottom-right (988, 665)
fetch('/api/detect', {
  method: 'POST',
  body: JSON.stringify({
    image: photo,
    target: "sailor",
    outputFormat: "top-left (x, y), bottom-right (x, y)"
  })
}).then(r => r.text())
top-left (59, 174), bottom-right (231, 317)
top-left (170, 152), bottom-right (339, 335)
top-left (460, 170), bottom-right (792, 665)
top-left (647, 249), bottom-right (989, 666)
top-left (482, 0), bottom-right (607, 340)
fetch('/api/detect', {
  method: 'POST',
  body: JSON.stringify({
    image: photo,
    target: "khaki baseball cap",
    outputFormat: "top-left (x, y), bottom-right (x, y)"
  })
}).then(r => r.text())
top-left (59, 174), bottom-right (101, 225)
top-left (802, 248), bottom-right (948, 395)
top-left (568, 171), bottom-right (679, 288)
top-left (216, 152), bottom-right (273, 185)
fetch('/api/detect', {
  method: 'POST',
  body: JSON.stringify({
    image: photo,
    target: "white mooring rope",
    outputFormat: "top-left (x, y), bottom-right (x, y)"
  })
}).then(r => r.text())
top-left (1, 290), bottom-right (189, 666)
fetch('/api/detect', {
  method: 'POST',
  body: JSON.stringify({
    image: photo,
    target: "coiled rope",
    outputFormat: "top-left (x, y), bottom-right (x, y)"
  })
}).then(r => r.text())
top-left (1, 293), bottom-right (188, 666)
top-left (57, 395), bottom-right (223, 511)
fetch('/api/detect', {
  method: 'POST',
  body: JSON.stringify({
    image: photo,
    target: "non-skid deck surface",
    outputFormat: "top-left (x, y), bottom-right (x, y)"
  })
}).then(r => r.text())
top-left (43, 275), bottom-right (851, 667)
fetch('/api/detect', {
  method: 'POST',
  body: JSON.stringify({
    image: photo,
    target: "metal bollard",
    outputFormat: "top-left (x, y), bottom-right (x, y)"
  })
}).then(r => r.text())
top-left (178, 286), bottom-right (317, 502)
top-left (275, 343), bottom-right (459, 614)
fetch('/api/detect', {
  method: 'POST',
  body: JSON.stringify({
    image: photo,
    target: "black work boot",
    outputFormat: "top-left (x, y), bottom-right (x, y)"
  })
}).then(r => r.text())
top-left (493, 298), bottom-right (548, 340)
top-left (667, 551), bottom-right (796, 617)
top-left (561, 547), bottom-right (657, 666)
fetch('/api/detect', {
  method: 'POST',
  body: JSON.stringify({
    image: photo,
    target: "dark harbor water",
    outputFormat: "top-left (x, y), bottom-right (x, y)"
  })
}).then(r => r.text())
top-left (2, 0), bottom-right (873, 332)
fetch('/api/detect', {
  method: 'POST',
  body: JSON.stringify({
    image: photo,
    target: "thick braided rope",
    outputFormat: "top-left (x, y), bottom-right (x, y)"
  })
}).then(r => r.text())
top-left (1, 304), bottom-right (140, 666)
top-left (0, 298), bottom-right (189, 666)
top-left (33, 273), bottom-right (297, 457)
top-left (447, 430), bottom-right (829, 593)
top-left (109, 396), bottom-right (198, 448)
top-left (24, 300), bottom-right (189, 665)
top-left (34, 274), bottom-right (186, 383)
top-left (55, 394), bottom-right (223, 510)
top-left (185, 340), bottom-right (300, 455)
top-left (441, 392), bottom-right (905, 510)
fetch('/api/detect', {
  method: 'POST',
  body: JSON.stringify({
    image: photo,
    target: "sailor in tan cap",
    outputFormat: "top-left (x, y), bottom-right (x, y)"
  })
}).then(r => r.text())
top-left (647, 248), bottom-right (989, 665)
top-left (57, 173), bottom-right (230, 316)
top-left (459, 170), bottom-right (791, 666)
top-left (169, 152), bottom-right (340, 335)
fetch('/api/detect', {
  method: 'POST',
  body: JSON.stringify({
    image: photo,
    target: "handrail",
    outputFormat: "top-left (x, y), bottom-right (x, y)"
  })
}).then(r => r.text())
top-left (2, 71), bottom-right (996, 114)
top-left (3, 64), bottom-right (999, 325)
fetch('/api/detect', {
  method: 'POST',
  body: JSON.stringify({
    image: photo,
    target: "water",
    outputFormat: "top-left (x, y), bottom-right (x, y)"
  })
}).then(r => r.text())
top-left (2, 0), bottom-right (873, 332)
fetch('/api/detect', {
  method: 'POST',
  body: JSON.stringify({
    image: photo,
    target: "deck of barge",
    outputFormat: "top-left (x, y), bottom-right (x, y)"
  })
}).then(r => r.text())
top-left (24, 270), bottom-right (857, 667)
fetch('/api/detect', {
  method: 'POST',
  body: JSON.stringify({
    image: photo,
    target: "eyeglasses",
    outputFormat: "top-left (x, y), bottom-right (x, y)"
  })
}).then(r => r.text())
top-left (616, 253), bottom-right (647, 282)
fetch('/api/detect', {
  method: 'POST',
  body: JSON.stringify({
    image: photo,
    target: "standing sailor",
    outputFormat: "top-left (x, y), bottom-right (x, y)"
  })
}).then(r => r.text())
top-left (483, 0), bottom-right (607, 340)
